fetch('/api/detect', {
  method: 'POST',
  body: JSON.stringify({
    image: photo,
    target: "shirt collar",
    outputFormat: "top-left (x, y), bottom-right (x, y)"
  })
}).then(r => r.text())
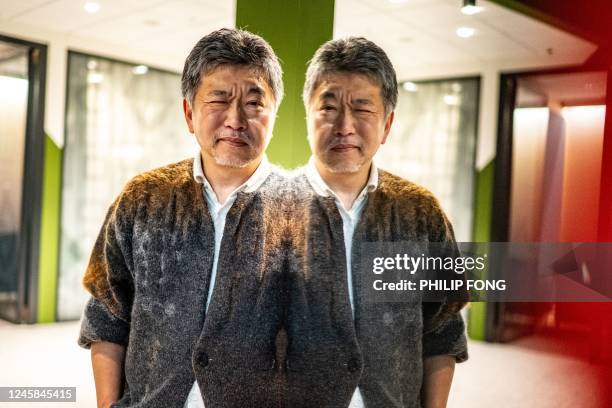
top-left (305, 156), bottom-right (378, 199)
top-left (193, 150), bottom-right (271, 194)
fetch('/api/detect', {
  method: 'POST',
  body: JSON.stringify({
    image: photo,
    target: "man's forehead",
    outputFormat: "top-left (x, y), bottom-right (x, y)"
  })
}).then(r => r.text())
top-left (200, 65), bottom-right (272, 92)
top-left (315, 73), bottom-right (382, 99)
top-left (203, 84), bottom-right (266, 95)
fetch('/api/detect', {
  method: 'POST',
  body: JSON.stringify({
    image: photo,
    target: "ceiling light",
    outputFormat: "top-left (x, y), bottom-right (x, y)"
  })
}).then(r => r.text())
top-left (402, 82), bottom-right (418, 92)
top-left (461, 0), bottom-right (483, 15)
top-left (443, 95), bottom-right (460, 106)
top-left (84, 2), bottom-right (100, 13)
top-left (456, 27), bottom-right (476, 38)
top-left (132, 65), bottom-right (149, 75)
top-left (87, 60), bottom-right (98, 70)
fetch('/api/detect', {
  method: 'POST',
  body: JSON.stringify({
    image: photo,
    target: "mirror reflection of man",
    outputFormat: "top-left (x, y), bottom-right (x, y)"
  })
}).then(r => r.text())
top-left (286, 37), bottom-right (468, 408)
top-left (78, 28), bottom-right (286, 408)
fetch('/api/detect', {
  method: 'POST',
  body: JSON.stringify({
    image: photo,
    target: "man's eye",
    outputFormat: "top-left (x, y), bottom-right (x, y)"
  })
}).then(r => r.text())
top-left (355, 108), bottom-right (372, 113)
top-left (322, 105), bottom-right (336, 111)
top-left (247, 100), bottom-right (263, 107)
top-left (209, 100), bottom-right (227, 104)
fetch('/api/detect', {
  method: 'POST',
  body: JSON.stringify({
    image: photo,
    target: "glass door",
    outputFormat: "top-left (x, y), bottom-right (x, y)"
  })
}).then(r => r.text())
top-left (0, 36), bottom-right (47, 323)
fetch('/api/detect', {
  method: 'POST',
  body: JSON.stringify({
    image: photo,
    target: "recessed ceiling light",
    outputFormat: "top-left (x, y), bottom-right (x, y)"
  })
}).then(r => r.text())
top-left (84, 2), bottom-right (100, 14)
top-left (87, 60), bottom-right (98, 70)
top-left (402, 82), bottom-right (418, 92)
top-left (461, 5), bottom-right (483, 15)
top-left (443, 95), bottom-right (460, 106)
top-left (132, 65), bottom-right (149, 75)
top-left (456, 27), bottom-right (476, 38)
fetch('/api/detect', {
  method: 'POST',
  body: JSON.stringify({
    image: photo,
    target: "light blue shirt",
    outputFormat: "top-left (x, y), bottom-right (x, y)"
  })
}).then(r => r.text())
top-left (184, 151), bottom-right (272, 408)
top-left (305, 157), bottom-right (378, 408)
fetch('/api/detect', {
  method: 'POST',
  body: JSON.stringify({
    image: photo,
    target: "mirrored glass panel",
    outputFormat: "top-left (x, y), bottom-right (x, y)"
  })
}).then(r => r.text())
top-left (0, 41), bottom-right (29, 321)
top-left (376, 78), bottom-right (479, 241)
top-left (58, 53), bottom-right (197, 320)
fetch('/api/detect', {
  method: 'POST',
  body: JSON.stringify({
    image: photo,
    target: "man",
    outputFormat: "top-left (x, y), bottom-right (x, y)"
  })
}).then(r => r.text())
top-left (78, 28), bottom-right (286, 408)
top-left (285, 37), bottom-right (468, 408)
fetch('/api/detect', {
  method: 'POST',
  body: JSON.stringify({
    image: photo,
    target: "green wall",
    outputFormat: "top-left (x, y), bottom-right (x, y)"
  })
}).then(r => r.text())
top-left (236, 0), bottom-right (335, 169)
top-left (468, 159), bottom-right (495, 340)
top-left (37, 135), bottom-right (62, 323)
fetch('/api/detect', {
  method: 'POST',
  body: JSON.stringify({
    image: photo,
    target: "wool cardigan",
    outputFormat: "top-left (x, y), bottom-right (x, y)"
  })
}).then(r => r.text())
top-left (284, 170), bottom-right (468, 408)
top-left (78, 159), bottom-right (467, 408)
top-left (78, 158), bottom-right (287, 408)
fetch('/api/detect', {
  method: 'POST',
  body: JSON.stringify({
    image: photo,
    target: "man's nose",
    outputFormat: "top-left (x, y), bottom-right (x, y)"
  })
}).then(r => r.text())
top-left (335, 107), bottom-right (356, 137)
top-left (224, 101), bottom-right (248, 131)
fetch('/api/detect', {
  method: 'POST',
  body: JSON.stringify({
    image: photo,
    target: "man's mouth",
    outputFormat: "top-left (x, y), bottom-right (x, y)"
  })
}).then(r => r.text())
top-left (218, 137), bottom-right (249, 147)
top-left (330, 143), bottom-right (359, 152)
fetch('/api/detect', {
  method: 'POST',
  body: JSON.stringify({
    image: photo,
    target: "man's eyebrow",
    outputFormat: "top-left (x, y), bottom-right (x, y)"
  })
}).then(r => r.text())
top-left (320, 90), bottom-right (337, 100)
top-left (247, 85), bottom-right (266, 97)
top-left (353, 98), bottom-right (373, 105)
top-left (208, 90), bottom-right (229, 98)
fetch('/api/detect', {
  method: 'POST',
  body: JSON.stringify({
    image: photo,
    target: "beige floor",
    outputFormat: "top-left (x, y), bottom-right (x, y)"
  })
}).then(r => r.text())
top-left (0, 319), bottom-right (609, 408)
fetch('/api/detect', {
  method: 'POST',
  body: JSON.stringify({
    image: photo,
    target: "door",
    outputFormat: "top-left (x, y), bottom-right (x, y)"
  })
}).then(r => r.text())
top-left (0, 36), bottom-right (47, 323)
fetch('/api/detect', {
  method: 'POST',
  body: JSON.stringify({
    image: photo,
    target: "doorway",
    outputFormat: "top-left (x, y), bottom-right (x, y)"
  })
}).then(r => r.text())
top-left (0, 35), bottom-right (47, 323)
top-left (487, 67), bottom-right (612, 367)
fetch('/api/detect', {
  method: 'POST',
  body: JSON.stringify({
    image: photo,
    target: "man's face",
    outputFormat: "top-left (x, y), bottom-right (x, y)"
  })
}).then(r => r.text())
top-left (184, 65), bottom-right (276, 168)
top-left (307, 72), bottom-right (393, 174)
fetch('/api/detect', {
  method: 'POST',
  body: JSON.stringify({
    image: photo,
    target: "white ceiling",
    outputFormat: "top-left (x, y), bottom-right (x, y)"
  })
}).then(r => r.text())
top-left (0, 0), bottom-right (598, 79)
top-left (0, 0), bottom-right (235, 70)
top-left (334, 0), bottom-right (597, 79)
top-left (517, 72), bottom-right (607, 107)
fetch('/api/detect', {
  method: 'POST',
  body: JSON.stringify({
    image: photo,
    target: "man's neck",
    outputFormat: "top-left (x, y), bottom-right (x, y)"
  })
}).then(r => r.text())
top-left (202, 154), bottom-right (261, 205)
top-left (315, 159), bottom-right (371, 210)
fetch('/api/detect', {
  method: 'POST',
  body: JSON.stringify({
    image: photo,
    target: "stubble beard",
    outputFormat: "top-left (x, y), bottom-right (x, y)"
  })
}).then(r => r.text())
top-left (210, 130), bottom-right (258, 169)
top-left (322, 144), bottom-right (366, 174)
top-left (211, 149), bottom-right (255, 168)
top-left (323, 153), bottom-right (366, 174)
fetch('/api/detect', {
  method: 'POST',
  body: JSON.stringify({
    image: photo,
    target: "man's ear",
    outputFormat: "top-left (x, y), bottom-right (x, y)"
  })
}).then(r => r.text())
top-left (381, 111), bottom-right (394, 145)
top-left (183, 98), bottom-right (195, 134)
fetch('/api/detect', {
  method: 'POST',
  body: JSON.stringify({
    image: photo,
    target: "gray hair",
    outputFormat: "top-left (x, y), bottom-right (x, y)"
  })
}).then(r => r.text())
top-left (303, 37), bottom-right (398, 115)
top-left (181, 28), bottom-right (283, 107)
